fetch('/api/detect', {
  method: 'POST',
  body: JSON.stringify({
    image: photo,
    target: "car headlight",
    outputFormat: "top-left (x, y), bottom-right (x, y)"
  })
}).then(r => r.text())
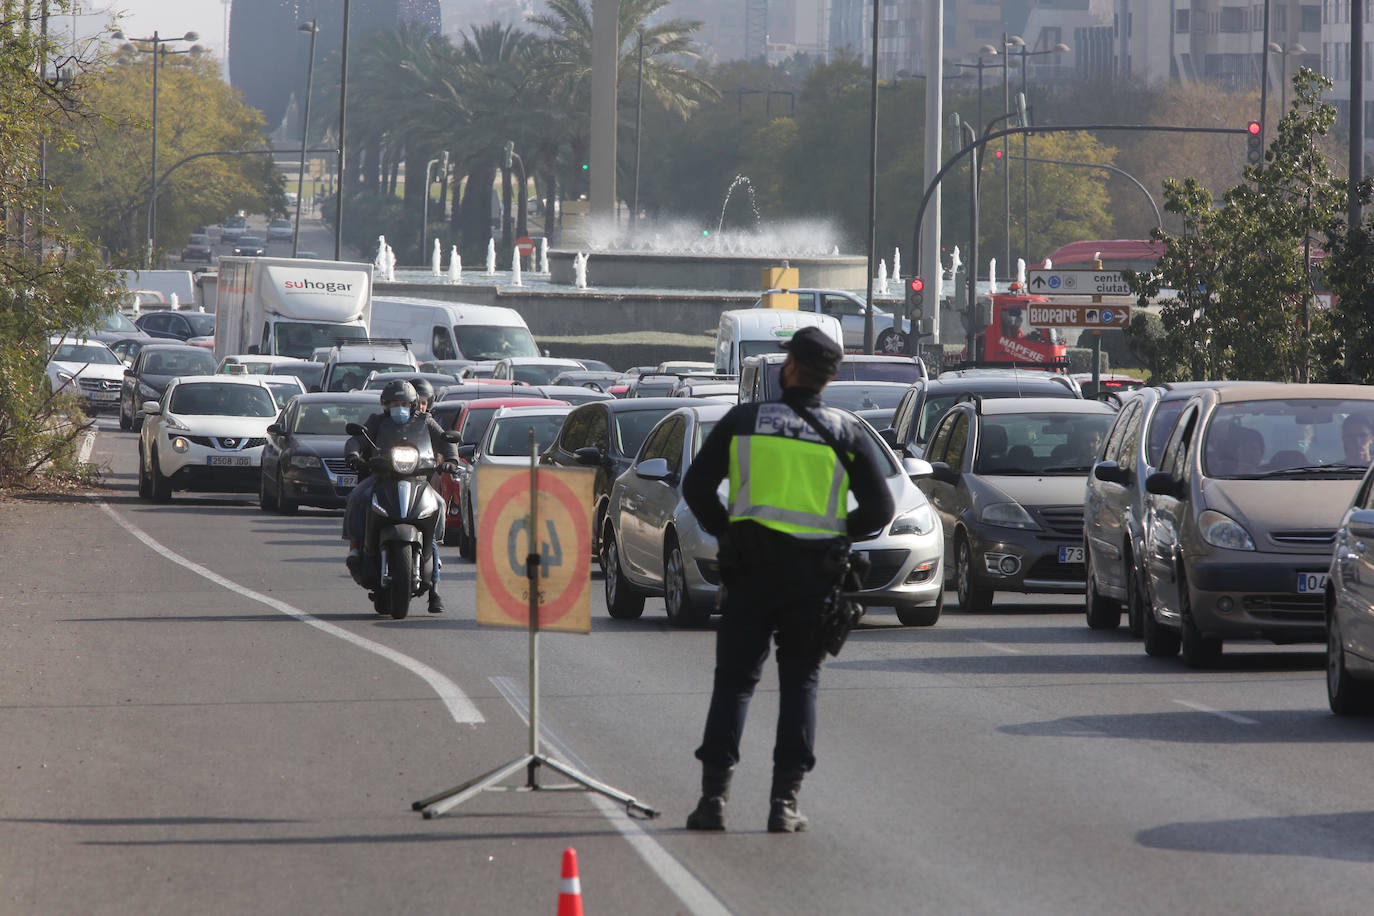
top-left (1198, 509), bottom-right (1255, 551)
top-left (890, 503), bottom-right (937, 536)
top-left (290, 455), bottom-right (322, 469)
top-left (980, 502), bottom-right (1041, 530)
top-left (390, 444), bottom-right (420, 475)
top-left (56, 371), bottom-right (76, 387)
top-left (162, 414), bottom-right (190, 431)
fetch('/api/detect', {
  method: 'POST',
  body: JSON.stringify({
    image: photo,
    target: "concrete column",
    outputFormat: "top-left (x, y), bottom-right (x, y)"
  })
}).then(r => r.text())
top-left (590, 0), bottom-right (618, 218)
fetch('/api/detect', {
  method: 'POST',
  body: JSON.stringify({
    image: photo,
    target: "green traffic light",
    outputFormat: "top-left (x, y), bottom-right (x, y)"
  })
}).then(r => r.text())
top-left (701, 230), bottom-right (710, 237)
top-left (581, 163), bottom-right (589, 170)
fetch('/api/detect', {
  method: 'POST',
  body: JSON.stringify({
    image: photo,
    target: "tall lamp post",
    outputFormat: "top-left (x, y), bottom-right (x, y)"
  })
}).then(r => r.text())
top-left (1017, 41), bottom-right (1070, 265)
top-left (633, 28), bottom-right (646, 233)
top-left (115, 29), bottom-right (202, 268)
top-left (1267, 41), bottom-right (1306, 115)
top-left (1000, 34), bottom-right (1024, 274)
top-left (334, 0), bottom-right (353, 261)
top-left (292, 19), bottom-right (319, 257)
top-left (421, 150), bottom-right (448, 260)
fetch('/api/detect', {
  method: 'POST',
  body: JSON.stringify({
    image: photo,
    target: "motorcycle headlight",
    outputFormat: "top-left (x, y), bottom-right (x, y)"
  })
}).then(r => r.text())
top-left (1199, 509), bottom-right (1255, 551)
top-left (890, 503), bottom-right (937, 537)
top-left (980, 502), bottom-right (1041, 530)
top-left (290, 454), bottom-right (322, 468)
top-left (390, 444), bottom-right (420, 475)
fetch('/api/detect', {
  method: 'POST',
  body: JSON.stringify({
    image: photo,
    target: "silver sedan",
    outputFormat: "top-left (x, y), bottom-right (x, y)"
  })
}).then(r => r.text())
top-left (602, 403), bottom-right (946, 628)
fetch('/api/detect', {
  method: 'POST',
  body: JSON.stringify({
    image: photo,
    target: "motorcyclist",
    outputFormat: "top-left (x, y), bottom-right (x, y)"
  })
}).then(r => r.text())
top-left (342, 379), bottom-right (458, 614)
top-left (411, 377), bottom-right (436, 414)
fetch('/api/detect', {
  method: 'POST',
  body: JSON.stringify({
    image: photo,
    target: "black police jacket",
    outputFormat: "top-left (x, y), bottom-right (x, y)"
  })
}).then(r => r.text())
top-left (682, 387), bottom-right (896, 541)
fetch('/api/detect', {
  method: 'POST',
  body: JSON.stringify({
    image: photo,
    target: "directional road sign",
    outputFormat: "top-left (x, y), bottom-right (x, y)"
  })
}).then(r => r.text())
top-left (476, 465), bottom-right (593, 633)
top-left (1025, 303), bottom-right (1132, 328)
top-left (1026, 269), bottom-right (1132, 296)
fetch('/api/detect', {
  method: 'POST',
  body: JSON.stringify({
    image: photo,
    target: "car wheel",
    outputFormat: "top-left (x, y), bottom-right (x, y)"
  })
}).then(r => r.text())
top-left (955, 536), bottom-right (993, 610)
top-left (602, 526), bottom-right (644, 620)
top-left (1141, 591), bottom-right (1181, 658)
top-left (664, 533), bottom-right (708, 627)
top-left (133, 413), bottom-right (143, 432)
top-left (119, 399), bottom-right (132, 431)
top-left (895, 589), bottom-right (942, 627)
top-left (1125, 552), bottom-right (1146, 639)
top-left (137, 445), bottom-right (152, 500)
top-left (276, 469), bottom-right (299, 514)
top-left (150, 448), bottom-right (172, 503)
top-left (259, 463), bottom-right (278, 511)
top-left (1327, 607), bottom-right (1374, 715)
top-left (1178, 574), bottom-right (1222, 668)
top-left (1085, 544), bottom-right (1122, 630)
top-left (875, 328), bottom-right (908, 354)
top-left (593, 501), bottom-right (609, 575)
top-left (458, 497), bottom-right (476, 560)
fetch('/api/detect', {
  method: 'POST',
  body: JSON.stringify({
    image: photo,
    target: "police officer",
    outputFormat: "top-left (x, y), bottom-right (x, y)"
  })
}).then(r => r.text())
top-left (343, 379), bottom-right (457, 614)
top-left (681, 326), bottom-right (895, 833)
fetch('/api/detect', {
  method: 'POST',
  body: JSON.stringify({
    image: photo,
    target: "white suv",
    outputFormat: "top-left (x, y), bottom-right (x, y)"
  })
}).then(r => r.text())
top-left (137, 375), bottom-right (278, 502)
top-left (220, 216), bottom-right (248, 241)
top-left (266, 218), bottom-right (293, 242)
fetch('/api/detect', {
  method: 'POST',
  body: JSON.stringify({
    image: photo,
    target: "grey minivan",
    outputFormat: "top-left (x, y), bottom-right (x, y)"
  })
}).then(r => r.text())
top-left (1141, 384), bottom-right (1374, 666)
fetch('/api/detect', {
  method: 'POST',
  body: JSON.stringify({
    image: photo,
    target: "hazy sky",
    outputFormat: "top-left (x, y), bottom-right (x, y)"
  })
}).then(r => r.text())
top-left (76, 0), bottom-right (231, 61)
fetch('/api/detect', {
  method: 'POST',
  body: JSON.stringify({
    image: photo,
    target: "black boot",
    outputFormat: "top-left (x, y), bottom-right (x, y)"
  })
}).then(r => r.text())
top-left (427, 590), bottom-right (445, 614)
top-left (685, 763), bottom-right (733, 831)
top-left (767, 769), bottom-right (809, 833)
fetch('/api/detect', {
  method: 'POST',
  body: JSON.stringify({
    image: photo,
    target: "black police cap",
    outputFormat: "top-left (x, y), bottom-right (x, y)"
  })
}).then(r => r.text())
top-left (782, 325), bottom-right (843, 374)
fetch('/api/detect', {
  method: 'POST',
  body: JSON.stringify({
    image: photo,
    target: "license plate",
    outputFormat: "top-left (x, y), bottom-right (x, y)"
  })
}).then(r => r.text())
top-left (207, 456), bottom-right (251, 467)
top-left (1297, 572), bottom-right (1328, 593)
top-left (336, 474), bottom-right (357, 488)
top-left (1059, 546), bottom-right (1085, 563)
top-left (93, 391), bottom-right (119, 402)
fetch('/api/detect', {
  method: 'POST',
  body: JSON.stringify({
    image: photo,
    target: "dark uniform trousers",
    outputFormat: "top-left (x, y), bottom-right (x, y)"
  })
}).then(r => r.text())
top-left (695, 555), bottom-right (835, 774)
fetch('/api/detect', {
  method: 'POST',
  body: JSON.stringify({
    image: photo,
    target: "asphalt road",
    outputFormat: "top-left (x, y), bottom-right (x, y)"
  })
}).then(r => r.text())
top-left (5, 417), bottom-right (1374, 914)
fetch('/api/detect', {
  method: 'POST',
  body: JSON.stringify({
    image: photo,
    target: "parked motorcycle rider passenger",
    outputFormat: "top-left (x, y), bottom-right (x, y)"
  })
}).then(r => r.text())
top-left (343, 379), bottom-right (457, 613)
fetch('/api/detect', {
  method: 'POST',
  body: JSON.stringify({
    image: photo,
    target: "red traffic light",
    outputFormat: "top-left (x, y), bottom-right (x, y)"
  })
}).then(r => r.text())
top-left (909, 277), bottom-right (925, 293)
top-left (1247, 120), bottom-right (1261, 135)
top-left (993, 149), bottom-right (1004, 159)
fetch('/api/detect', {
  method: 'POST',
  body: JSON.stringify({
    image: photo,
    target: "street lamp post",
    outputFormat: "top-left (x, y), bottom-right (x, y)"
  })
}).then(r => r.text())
top-left (421, 150), bottom-right (448, 260)
top-left (115, 29), bottom-right (202, 268)
top-left (1001, 34), bottom-right (1023, 274)
top-left (1267, 41), bottom-right (1306, 115)
top-left (633, 28), bottom-right (647, 234)
top-left (292, 19), bottom-right (318, 258)
top-left (334, 0), bottom-right (353, 261)
top-left (1018, 41), bottom-right (1070, 265)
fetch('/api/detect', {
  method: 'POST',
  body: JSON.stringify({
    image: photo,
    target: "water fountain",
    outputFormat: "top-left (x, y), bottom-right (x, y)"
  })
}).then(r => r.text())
top-left (448, 246), bottom-right (462, 284)
top-left (877, 260), bottom-right (889, 296)
top-left (538, 237), bottom-right (549, 274)
top-left (892, 248), bottom-right (901, 282)
top-left (374, 236), bottom-right (388, 275)
top-left (511, 248), bottom-right (522, 287)
top-left (431, 239), bottom-right (442, 276)
top-left (573, 252), bottom-right (588, 289)
top-left (485, 238), bottom-right (497, 276)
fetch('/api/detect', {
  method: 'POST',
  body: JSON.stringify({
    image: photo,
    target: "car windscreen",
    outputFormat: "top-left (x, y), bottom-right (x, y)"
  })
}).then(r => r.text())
top-left (973, 412), bottom-right (1115, 474)
top-left (486, 414), bottom-right (567, 456)
top-left (291, 401), bottom-right (380, 435)
top-left (143, 350), bottom-right (218, 376)
top-left (265, 381), bottom-right (303, 407)
top-left (169, 383), bottom-right (278, 417)
top-left (823, 384), bottom-right (908, 411)
top-left (182, 313), bottom-right (216, 337)
top-left (52, 344), bottom-right (119, 365)
top-left (458, 407), bottom-right (499, 444)
top-left (1146, 398), bottom-right (1186, 468)
top-left (613, 408), bottom-right (677, 458)
top-left (1202, 399), bottom-right (1374, 478)
top-left (835, 362), bottom-right (925, 383)
top-left (916, 385), bottom-right (1074, 444)
top-left (189, 235), bottom-right (210, 245)
top-left (272, 361), bottom-right (324, 389)
top-left (273, 322), bottom-right (368, 359)
top-left (98, 310), bottom-right (137, 333)
top-left (512, 364), bottom-right (569, 386)
top-left (327, 363), bottom-right (415, 391)
top-left (453, 325), bottom-right (539, 360)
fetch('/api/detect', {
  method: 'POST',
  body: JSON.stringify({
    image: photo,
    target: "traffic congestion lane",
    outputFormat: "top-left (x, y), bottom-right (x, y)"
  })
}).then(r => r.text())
top-left (12, 418), bottom-right (1374, 914)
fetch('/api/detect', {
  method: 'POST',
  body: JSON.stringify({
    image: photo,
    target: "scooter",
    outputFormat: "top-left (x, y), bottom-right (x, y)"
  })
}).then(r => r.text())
top-left (345, 421), bottom-right (457, 619)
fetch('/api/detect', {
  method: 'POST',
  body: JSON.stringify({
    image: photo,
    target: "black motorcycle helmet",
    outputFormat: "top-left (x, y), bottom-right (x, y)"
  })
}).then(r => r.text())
top-left (381, 379), bottom-right (417, 406)
top-left (410, 378), bottom-right (436, 403)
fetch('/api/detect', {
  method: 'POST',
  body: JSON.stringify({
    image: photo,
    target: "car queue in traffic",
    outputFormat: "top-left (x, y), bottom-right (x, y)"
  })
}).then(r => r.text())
top-left (65, 324), bottom-right (1374, 717)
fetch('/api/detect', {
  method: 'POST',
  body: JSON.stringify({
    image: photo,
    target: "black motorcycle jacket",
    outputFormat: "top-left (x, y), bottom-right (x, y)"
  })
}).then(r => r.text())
top-left (346, 412), bottom-right (457, 470)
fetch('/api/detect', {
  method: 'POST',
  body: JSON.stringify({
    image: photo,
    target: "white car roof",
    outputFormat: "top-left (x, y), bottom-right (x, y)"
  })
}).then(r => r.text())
top-left (492, 404), bottom-right (574, 418)
top-left (167, 374), bottom-right (272, 387)
top-left (501, 357), bottom-right (582, 366)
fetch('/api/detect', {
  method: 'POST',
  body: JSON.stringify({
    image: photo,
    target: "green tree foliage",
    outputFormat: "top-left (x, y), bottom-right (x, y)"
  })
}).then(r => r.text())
top-left (50, 51), bottom-right (281, 264)
top-left (1126, 71), bottom-right (1343, 382)
top-left (0, 11), bottom-right (120, 483)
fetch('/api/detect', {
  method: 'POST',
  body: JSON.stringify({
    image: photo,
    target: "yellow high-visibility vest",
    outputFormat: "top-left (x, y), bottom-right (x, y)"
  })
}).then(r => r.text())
top-left (727, 404), bottom-right (849, 538)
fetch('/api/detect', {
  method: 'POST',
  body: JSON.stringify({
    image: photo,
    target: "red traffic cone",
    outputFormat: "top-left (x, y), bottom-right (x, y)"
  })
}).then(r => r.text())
top-left (557, 847), bottom-right (584, 916)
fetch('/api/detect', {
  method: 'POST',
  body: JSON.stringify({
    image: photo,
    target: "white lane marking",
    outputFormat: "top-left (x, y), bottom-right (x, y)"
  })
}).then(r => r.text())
top-left (78, 430), bottom-right (97, 464)
top-left (967, 638), bottom-right (1025, 655)
top-left (491, 676), bottom-right (732, 916)
top-left (1173, 700), bottom-right (1259, 725)
top-left (96, 500), bottom-right (484, 725)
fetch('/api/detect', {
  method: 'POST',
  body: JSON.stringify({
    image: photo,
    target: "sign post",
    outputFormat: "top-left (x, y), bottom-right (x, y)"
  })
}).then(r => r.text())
top-left (413, 435), bottom-right (659, 820)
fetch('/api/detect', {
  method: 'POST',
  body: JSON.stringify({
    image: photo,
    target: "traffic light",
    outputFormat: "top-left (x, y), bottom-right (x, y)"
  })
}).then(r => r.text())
top-left (1246, 120), bottom-right (1262, 165)
top-left (905, 276), bottom-right (925, 320)
top-left (503, 140), bottom-right (514, 169)
top-left (992, 149), bottom-right (1004, 175)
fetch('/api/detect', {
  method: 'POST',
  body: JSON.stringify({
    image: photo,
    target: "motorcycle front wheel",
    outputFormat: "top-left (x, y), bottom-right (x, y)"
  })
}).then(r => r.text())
top-left (388, 543), bottom-right (413, 620)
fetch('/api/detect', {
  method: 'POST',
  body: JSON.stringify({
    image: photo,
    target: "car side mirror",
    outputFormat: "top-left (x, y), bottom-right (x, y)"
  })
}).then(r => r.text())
top-left (1093, 460), bottom-right (1130, 485)
top-left (457, 443), bottom-right (477, 462)
top-left (929, 461), bottom-right (959, 485)
top-left (124, 368), bottom-right (135, 377)
top-left (1348, 508), bottom-right (1374, 538)
top-left (902, 457), bottom-right (934, 480)
top-left (266, 423), bottom-right (283, 437)
top-left (878, 427), bottom-right (898, 449)
top-left (345, 422), bottom-right (365, 437)
top-left (635, 457), bottom-right (671, 481)
top-left (1145, 471), bottom-right (1183, 498)
top-left (141, 401), bottom-right (161, 416)
top-left (574, 446), bottom-right (604, 467)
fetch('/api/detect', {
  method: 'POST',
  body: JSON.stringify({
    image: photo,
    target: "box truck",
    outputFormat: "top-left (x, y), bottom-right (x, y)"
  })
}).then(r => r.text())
top-left (214, 257), bottom-right (373, 361)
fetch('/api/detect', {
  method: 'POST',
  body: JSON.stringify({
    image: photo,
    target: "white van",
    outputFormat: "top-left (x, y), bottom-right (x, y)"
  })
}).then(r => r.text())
top-left (714, 309), bottom-right (843, 376)
top-left (369, 297), bottom-right (540, 363)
